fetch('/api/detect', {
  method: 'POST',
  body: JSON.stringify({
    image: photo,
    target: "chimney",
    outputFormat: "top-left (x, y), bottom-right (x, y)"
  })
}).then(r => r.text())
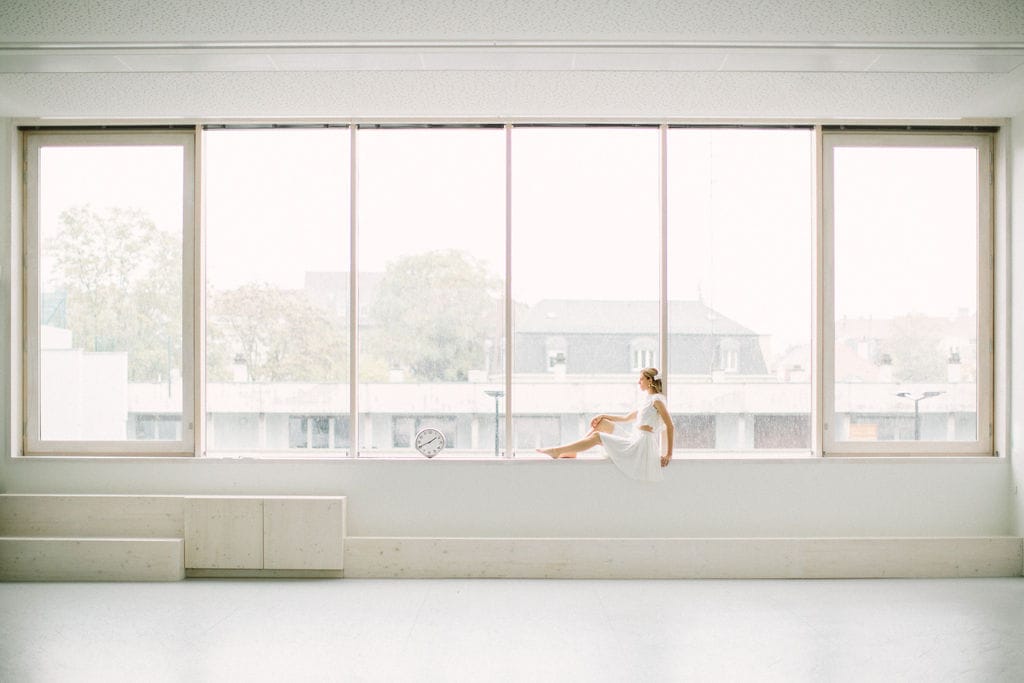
top-left (231, 354), bottom-right (248, 382)
top-left (877, 353), bottom-right (893, 383)
top-left (947, 348), bottom-right (962, 383)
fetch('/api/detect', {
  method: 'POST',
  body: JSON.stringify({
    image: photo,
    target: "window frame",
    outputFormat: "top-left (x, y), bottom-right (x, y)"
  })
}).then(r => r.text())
top-left (14, 122), bottom-right (999, 460)
top-left (22, 129), bottom-right (196, 456)
top-left (351, 124), bottom-right (506, 457)
top-left (821, 131), bottom-right (994, 456)
top-left (201, 125), bottom-right (353, 457)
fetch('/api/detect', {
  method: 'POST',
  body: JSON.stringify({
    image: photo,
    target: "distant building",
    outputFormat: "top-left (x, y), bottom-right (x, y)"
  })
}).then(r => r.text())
top-left (515, 299), bottom-right (767, 377)
top-left (777, 310), bottom-right (978, 385)
top-left (39, 273), bottom-right (979, 454)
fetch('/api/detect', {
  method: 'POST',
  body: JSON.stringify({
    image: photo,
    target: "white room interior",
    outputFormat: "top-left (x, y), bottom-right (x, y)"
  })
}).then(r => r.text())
top-left (1, 0), bottom-right (1023, 580)
top-left (4, 2), bottom-right (1024, 680)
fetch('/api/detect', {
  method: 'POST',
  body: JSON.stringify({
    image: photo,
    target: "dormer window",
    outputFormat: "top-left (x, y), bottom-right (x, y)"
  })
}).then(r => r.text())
top-left (630, 337), bottom-right (657, 371)
top-left (545, 336), bottom-right (567, 372)
top-left (718, 338), bottom-right (740, 373)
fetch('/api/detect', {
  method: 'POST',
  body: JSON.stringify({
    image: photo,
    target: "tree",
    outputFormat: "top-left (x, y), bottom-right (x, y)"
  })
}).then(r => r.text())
top-left (878, 315), bottom-right (946, 383)
top-left (366, 250), bottom-right (500, 382)
top-left (47, 205), bottom-right (181, 382)
top-left (206, 284), bottom-right (348, 383)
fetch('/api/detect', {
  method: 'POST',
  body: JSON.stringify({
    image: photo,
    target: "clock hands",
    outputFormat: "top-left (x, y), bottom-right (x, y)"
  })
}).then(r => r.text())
top-left (416, 428), bottom-right (444, 455)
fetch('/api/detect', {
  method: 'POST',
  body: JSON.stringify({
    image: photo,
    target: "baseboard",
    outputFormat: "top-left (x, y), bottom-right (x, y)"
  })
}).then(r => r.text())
top-left (344, 536), bottom-right (1024, 579)
top-left (186, 568), bottom-right (344, 578)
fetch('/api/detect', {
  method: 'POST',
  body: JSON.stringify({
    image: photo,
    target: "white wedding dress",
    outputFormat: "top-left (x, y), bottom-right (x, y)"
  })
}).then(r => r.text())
top-left (598, 392), bottom-right (666, 482)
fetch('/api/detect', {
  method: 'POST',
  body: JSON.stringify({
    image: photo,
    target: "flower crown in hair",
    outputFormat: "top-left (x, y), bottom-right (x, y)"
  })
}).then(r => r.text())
top-left (652, 372), bottom-right (662, 381)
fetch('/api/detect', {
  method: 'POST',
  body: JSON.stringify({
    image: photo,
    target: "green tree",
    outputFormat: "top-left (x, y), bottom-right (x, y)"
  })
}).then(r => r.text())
top-left (206, 284), bottom-right (348, 382)
top-left (47, 205), bottom-right (181, 382)
top-left (366, 250), bottom-right (500, 382)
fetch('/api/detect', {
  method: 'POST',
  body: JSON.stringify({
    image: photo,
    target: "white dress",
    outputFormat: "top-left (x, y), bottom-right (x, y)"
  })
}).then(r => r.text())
top-left (598, 392), bottom-right (666, 482)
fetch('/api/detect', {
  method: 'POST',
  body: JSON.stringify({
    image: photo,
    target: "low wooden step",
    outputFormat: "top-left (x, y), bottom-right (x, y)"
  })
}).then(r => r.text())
top-left (0, 494), bottom-right (184, 538)
top-left (0, 537), bottom-right (185, 581)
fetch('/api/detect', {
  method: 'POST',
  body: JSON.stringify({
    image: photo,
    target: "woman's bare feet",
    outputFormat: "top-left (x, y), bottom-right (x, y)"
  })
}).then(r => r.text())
top-left (536, 448), bottom-right (559, 458)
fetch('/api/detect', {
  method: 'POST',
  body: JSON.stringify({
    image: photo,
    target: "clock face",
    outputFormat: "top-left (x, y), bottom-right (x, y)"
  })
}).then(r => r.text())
top-left (414, 427), bottom-right (446, 457)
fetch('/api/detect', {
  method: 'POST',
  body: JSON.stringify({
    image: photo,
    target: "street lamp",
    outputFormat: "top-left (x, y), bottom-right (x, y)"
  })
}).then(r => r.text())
top-left (483, 390), bottom-right (504, 458)
top-left (895, 391), bottom-right (944, 440)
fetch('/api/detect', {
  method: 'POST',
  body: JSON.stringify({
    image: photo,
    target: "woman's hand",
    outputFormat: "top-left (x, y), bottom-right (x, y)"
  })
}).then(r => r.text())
top-left (661, 453), bottom-right (672, 467)
top-left (638, 425), bottom-right (654, 432)
top-left (590, 414), bottom-right (608, 428)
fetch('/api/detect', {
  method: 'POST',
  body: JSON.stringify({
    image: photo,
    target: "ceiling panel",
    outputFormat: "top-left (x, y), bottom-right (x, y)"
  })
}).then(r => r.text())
top-left (2, 0), bottom-right (1022, 44)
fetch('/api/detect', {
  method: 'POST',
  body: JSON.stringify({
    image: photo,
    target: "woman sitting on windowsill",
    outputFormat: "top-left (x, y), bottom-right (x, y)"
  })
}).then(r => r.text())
top-left (536, 367), bottom-right (673, 482)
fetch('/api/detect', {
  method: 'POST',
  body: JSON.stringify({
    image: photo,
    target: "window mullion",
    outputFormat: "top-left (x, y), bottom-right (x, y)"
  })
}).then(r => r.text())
top-left (813, 124), bottom-right (825, 457)
top-left (504, 123), bottom-right (513, 459)
top-left (193, 124), bottom-right (204, 457)
top-left (349, 123), bottom-right (359, 458)
top-left (659, 124), bottom-right (668, 389)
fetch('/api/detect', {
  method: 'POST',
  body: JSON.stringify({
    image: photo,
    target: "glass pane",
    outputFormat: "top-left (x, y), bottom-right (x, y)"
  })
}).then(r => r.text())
top-left (357, 128), bottom-right (505, 457)
top-left (38, 144), bottom-right (184, 441)
top-left (512, 127), bottom-right (660, 455)
top-left (832, 145), bottom-right (978, 442)
top-left (667, 129), bottom-right (814, 452)
top-left (205, 129), bottom-right (350, 453)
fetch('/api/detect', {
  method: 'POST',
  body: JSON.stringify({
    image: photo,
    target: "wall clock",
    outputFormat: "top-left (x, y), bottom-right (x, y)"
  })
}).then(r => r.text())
top-left (414, 427), bottom-right (446, 458)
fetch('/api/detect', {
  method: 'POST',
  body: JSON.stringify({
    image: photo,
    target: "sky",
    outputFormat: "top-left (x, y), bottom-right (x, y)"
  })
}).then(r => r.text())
top-left (833, 146), bottom-right (977, 321)
top-left (37, 127), bottom-right (981, 355)
top-left (38, 143), bottom-right (184, 286)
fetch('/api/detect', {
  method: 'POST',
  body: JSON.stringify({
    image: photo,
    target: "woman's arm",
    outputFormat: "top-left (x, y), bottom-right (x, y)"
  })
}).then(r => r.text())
top-left (591, 411), bottom-right (636, 428)
top-left (653, 399), bottom-right (674, 466)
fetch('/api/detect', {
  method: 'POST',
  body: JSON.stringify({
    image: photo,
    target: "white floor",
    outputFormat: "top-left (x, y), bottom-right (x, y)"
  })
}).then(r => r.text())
top-left (1, 578), bottom-right (1022, 682)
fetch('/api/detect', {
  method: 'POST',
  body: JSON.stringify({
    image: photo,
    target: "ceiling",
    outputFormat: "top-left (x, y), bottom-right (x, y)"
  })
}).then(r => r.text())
top-left (1, 1), bottom-right (1023, 120)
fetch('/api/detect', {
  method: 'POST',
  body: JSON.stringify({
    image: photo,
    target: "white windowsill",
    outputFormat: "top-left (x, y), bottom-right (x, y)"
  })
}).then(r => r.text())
top-left (9, 451), bottom-right (1005, 465)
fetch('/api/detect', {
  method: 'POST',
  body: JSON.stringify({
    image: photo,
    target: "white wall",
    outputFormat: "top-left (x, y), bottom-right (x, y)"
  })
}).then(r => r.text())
top-left (0, 457), bottom-right (1011, 539)
top-left (4, 1), bottom-right (1021, 44)
top-left (1012, 114), bottom-right (1024, 537)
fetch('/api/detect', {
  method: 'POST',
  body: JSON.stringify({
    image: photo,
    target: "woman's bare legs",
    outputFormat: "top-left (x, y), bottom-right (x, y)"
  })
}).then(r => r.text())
top-left (538, 418), bottom-right (615, 459)
top-left (537, 432), bottom-right (601, 459)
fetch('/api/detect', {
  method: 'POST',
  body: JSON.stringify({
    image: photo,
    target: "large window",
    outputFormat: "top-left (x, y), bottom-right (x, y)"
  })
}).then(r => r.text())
top-left (356, 126), bottom-right (505, 457)
top-left (823, 132), bottom-right (992, 455)
top-left (18, 124), bottom-right (996, 458)
top-left (204, 127), bottom-right (350, 454)
top-left (511, 127), bottom-right (660, 452)
top-left (667, 128), bottom-right (814, 453)
top-left (24, 131), bottom-right (194, 455)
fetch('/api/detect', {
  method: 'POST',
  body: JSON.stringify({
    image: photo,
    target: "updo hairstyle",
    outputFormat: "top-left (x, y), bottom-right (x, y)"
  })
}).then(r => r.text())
top-left (641, 367), bottom-right (664, 394)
